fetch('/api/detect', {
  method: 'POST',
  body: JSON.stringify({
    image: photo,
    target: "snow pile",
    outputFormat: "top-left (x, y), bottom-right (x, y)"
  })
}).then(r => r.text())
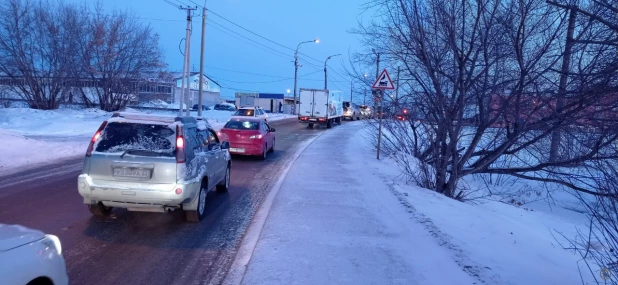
top-left (0, 128), bottom-right (85, 172)
top-left (0, 107), bottom-right (109, 136)
top-left (355, 126), bottom-right (597, 284)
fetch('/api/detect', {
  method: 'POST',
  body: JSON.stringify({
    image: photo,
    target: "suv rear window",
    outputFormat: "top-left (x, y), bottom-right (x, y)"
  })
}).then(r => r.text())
top-left (224, 120), bottom-right (259, 130)
top-left (234, 109), bottom-right (255, 116)
top-left (94, 122), bottom-right (176, 156)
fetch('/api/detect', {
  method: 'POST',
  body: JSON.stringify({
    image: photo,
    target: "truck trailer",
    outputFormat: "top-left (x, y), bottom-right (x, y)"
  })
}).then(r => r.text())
top-left (298, 88), bottom-right (343, 128)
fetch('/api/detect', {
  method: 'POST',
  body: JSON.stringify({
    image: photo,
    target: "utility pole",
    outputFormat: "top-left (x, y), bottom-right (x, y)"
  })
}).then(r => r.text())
top-left (293, 39), bottom-right (319, 115)
top-left (364, 90), bottom-right (366, 105)
top-left (323, 53), bottom-right (340, 90)
top-left (550, 7), bottom-right (576, 162)
top-left (293, 50), bottom-right (299, 115)
top-left (197, 4), bottom-right (207, 117)
top-left (350, 81), bottom-right (353, 102)
top-left (372, 50), bottom-right (380, 113)
top-left (377, 88), bottom-right (384, 160)
top-left (178, 5), bottom-right (198, 117)
top-left (395, 66), bottom-right (400, 104)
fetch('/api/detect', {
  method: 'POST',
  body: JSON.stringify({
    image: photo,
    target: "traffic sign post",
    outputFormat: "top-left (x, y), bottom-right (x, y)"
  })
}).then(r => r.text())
top-left (372, 69), bottom-right (395, 160)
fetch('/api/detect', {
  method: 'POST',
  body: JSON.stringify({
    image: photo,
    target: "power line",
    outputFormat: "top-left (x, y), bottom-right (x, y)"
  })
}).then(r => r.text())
top-left (210, 70), bottom-right (321, 84)
top-left (204, 65), bottom-right (290, 78)
top-left (207, 18), bottom-right (292, 59)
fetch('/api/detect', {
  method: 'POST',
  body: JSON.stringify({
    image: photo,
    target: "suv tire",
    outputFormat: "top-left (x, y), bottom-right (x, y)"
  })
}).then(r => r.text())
top-left (216, 166), bottom-right (230, 193)
top-left (186, 184), bottom-right (207, 222)
top-left (88, 203), bottom-right (112, 217)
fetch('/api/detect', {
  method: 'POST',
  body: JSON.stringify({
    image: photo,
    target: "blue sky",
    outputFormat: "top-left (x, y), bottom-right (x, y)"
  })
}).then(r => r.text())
top-left (82, 0), bottom-right (366, 99)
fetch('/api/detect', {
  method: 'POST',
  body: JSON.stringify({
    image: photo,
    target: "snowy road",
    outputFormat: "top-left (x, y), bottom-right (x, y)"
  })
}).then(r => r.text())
top-left (0, 118), bottom-right (333, 285)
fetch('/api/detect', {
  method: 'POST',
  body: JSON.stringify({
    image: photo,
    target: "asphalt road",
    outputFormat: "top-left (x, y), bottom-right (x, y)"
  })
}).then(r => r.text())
top-left (0, 118), bottom-right (332, 285)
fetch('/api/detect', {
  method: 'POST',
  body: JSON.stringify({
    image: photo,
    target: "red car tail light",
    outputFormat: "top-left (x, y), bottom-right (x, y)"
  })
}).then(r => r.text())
top-left (176, 125), bottom-right (186, 164)
top-left (86, 121), bottom-right (108, 157)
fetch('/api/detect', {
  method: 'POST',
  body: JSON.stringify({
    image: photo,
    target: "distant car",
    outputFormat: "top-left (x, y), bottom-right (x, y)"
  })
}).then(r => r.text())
top-left (214, 103), bottom-right (237, 111)
top-left (343, 102), bottom-right (362, 121)
top-left (232, 107), bottom-right (269, 122)
top-left (0, 224), bottom-right (68, 285)
top-left (219, 118), bottom-right (275, 160)
top-left (77, 112), bottom-right (232, 222)
top-left (192, 104), bottom-right (211, 111)
top-left (359, 105), bottom-right (372, 118)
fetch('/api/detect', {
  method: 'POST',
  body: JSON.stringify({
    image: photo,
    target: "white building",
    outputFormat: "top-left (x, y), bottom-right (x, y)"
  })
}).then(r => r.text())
top-left (173, 72), bottom-right (222, 108)
top-left (235, 92), bottom-right (285, 113)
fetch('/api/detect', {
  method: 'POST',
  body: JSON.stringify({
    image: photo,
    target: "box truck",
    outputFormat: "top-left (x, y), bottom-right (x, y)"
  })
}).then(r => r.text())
top-left (298, 88), bottom-right (343, 128)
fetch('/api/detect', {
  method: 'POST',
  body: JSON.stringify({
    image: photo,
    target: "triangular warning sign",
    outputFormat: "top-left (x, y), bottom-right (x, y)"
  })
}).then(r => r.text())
top-left (371, 69), bottom-right (395, 90)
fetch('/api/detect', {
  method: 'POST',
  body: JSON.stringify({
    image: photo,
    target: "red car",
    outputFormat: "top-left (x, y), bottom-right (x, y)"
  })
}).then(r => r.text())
top-left (219, 118), bottom-right (276, 159)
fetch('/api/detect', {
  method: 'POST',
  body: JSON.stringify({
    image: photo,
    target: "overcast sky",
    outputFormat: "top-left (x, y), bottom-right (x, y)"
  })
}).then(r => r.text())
top-left (78, 0), bottom-right (367, 99)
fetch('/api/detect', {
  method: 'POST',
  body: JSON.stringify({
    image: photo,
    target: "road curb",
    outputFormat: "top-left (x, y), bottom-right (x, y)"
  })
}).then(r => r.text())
top-left (222, 128), bottom-right (326, 285)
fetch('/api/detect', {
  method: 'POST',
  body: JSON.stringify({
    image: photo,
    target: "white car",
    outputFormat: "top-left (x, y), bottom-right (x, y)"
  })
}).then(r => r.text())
top-left (232, 107), bottom-right (269, 122)
top-left (0, 224), bottom-right (68, 285)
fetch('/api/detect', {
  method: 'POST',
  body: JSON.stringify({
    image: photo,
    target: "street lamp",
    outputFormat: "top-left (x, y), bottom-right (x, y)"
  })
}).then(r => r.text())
top-left (293, 38), bottom-right (319, 115)
top-left (324, 53), bottom-right (341, 90)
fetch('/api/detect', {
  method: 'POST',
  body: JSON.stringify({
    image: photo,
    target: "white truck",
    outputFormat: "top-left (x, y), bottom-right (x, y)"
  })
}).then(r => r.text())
top-left (298, 88), bottom-right (343, 128)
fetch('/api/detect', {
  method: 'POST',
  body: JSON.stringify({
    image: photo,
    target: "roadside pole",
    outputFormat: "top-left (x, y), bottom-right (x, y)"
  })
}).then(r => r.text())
top-left (198, 6), bottom-right (207, 117)
top-left (371, 68), bottom-right (395, 160)
top-left (376, 89), bottom-right (384, 160)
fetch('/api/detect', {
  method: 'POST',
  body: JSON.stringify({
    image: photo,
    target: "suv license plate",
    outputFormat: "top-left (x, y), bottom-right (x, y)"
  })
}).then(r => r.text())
top-left (113, 168), bottom-right (151, 178)
top-left (230, 148), bottom-right (245, 153)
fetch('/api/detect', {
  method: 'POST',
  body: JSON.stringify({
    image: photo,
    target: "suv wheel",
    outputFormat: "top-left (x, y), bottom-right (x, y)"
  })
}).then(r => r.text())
top-left (216, 166), bottom-right (230, 193)
top-left (88, 202), bottom-right (112, 217)
top-left (186, 185), bottom-right (207, 222)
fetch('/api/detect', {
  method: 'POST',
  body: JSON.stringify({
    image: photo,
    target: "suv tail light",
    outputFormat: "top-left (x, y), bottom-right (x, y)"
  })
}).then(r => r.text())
top-left (86, 121), bottom-right (108, 157)
top-left (176, 125), bottom-right (186, 164)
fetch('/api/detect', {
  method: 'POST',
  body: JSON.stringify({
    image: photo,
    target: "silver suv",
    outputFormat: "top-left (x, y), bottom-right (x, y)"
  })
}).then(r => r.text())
top-left (77, 112), bottom-right (232, 222)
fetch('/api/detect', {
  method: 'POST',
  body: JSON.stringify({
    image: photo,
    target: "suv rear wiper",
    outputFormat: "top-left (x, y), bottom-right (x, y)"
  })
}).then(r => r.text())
top-left (120, 148), bottom-right (143, 158)
top-left (120, 149), bottom-right (172, 158)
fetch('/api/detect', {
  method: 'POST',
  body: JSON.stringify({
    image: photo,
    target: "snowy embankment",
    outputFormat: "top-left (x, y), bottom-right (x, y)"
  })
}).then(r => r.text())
top-left (0, 106), bottom-right (294, 173)
top-left (358, 121), bottom-right (598, 284)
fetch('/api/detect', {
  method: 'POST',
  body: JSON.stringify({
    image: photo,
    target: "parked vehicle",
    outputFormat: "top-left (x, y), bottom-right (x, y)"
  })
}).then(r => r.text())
top-left (214, 103), bottom-right (237, 111)
top-left (218, 118), bottom-right (275, 160)
top-left (77, 112), bottom-right (232, 222)
top-left (192, 104), bottom-right (211, 111)
top-left (0, 224), bottom-right (68, 285)
top-left (297, 88), bottom-right (343, 128)
top-left (359, 105), bottom-right (373, 118)
top-left (343, 101), bottom-right (363, 121)
top-left (232, 106), bottom-right (269, 122)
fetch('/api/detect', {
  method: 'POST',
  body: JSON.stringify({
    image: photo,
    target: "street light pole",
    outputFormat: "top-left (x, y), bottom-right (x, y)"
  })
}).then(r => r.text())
top-left (293, 39), bottom-right (319, 115)
top-left (323, 53), bottom-right (341, 90)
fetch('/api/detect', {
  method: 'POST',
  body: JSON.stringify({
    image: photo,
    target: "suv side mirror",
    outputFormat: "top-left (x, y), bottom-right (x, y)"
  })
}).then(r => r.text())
top-left (221, 141), bottom-right (230, 149)
top-left (270, 128), bottom-right (276, 132)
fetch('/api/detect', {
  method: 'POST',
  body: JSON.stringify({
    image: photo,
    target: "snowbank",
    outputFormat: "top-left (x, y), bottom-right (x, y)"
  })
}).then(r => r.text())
top-left (0, 106), bottom-right (295, 173)
top-left (355, 125), bottom-right (597, 284)
top-left (0, 129), bottom-right (85, 172)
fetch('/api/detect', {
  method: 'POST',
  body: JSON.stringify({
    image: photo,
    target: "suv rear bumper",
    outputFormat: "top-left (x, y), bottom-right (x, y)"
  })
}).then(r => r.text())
top-left (77, 174), bottom-right (200, 211)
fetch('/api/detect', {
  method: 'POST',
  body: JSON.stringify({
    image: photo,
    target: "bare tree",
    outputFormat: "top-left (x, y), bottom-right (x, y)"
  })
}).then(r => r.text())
top-left (354, 0), bottom-right (618, 198)
top-left (77, 4), bottom-right (165, 111)
top-left (0, 0), bottom-right (82, 109)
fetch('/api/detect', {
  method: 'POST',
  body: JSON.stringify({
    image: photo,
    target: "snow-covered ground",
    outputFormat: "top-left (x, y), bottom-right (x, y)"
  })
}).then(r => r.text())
top-left (0, 106), bottom-right (294, 173)
top-left (235, 122), bottom-right (596, 285)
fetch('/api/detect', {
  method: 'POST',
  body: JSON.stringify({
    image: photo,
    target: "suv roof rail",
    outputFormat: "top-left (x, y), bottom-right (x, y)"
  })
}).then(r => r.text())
top-left (112, 111), bottom-right (198, 124)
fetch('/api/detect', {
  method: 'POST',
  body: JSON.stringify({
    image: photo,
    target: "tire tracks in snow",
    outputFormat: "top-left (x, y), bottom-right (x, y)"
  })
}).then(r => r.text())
top-left (373, 171), bottom-right (502, 285)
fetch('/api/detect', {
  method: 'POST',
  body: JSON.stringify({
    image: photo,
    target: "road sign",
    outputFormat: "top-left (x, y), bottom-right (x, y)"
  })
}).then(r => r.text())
top-left (372, 69), bottom-right (395, 90)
